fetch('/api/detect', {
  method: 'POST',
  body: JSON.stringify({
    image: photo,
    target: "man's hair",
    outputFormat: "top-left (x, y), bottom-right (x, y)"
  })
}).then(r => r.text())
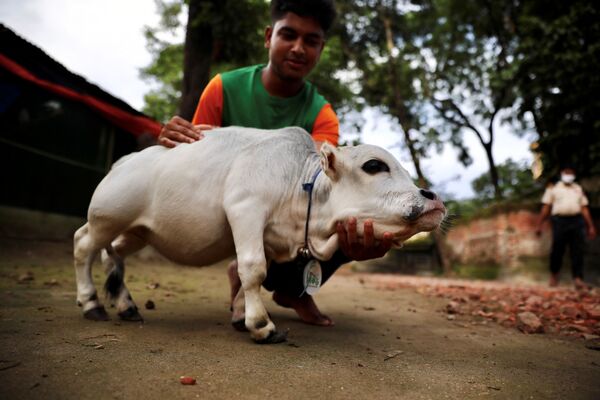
top-left (270, 0), bottom-right (337, 34)
top-left (559, 163), bottom-right (576, 172)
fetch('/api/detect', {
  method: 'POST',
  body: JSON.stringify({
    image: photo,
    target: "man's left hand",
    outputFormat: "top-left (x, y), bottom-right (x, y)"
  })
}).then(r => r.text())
top-left (337, 218), bottom-right (393, 261)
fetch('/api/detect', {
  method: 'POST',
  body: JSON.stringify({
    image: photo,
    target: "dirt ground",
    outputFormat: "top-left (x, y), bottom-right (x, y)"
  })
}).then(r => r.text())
top-left (1, 236), bottom-right (599, 400)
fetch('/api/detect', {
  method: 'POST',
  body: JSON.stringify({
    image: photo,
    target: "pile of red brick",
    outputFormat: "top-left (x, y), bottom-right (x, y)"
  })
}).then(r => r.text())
top-left (367, 275), bottom-right (600, 339)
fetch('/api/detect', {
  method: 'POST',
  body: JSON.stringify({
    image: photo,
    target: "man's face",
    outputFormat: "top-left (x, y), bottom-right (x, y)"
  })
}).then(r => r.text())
top-left (265, 12), bottom-right (325, 82)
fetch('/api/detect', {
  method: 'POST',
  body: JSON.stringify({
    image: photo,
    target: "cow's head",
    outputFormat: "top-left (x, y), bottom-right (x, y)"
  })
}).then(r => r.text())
top-left (320, 142), bottom-right (446, 248)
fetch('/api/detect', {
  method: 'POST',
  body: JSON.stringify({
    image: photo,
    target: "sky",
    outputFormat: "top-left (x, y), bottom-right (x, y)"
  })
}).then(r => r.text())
top-left (1, 0), bottom-right (535, 199)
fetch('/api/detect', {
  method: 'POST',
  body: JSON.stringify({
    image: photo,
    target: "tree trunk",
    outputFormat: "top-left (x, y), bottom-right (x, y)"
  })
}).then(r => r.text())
top-left (382, 14), bottom-right (452, 274)
top-left (179, 0), bottom-right (215, 120)
top-left (483, 142), bottom-right (502, 199)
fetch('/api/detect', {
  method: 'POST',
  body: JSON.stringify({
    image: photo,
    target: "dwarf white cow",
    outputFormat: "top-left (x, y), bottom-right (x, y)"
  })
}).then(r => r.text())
top-left (73, 127), bottom-right (445, 343)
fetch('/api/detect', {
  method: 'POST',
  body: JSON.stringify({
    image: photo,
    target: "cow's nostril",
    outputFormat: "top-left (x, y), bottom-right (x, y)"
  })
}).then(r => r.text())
top-left (419, 189), bottom-right (436, 200)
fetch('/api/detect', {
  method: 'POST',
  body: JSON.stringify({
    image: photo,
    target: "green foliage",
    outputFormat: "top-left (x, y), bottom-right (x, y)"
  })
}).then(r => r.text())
top-left (140, 0), bottom-right (599, 201)
top-left (443, 159), bottom-right (542, 223)
top-left (141, 43), bottom-right (184, 123)
top-left (471, 158), bottom-right (542, 205)
top-left (140, 0), bottom-right (270, 122)
top-left (140, 1), bottom-right (186, 122)
top-left (308, 35), bottom-right (357, 118)
top-left (513, 0), bottom-right (600, 179)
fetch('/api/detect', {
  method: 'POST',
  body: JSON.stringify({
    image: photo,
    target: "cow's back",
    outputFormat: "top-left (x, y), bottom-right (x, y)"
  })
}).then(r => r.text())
top-left (88, 126), bottom-right (315, 266)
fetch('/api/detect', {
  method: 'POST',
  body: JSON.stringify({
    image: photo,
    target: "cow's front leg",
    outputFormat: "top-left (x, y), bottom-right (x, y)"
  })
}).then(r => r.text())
top-left (236, 251), bottom-right (286, 343)
top-left (227, 208), bottom-right (286, 344)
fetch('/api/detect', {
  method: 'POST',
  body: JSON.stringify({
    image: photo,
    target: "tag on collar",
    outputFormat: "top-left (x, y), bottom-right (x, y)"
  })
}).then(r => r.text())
top-left (303, 259), bottom-right (322, 295)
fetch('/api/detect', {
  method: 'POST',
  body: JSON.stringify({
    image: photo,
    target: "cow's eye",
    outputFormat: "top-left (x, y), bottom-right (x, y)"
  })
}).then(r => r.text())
top-left (361, 159), bottom-right (390, 174)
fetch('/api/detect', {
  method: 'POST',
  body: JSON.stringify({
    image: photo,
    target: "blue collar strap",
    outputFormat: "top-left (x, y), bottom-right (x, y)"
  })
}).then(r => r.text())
top-left (299, 168), bottom-right (321, 258)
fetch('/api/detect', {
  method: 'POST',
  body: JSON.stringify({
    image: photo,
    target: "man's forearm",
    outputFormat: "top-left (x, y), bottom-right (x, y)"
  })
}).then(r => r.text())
top-left (537, 204), bottom-right (551, 228)
top-left (582, 206), bottom-right (595, 230)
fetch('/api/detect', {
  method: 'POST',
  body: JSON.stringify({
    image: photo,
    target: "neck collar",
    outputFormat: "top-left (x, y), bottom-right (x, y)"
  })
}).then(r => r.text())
top-left (298, 168), bottom-right (322, 259)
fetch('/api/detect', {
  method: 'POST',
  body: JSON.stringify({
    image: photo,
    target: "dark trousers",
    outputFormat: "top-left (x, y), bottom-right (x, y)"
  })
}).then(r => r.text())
top-left (262, 250), bottom-right (350, 297)
top-left (550, 215), bottom-right (586, 279)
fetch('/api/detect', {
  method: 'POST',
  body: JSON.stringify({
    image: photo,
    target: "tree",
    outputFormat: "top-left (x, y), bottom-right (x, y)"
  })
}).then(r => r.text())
top-left (141, 0), bottom-right (269, 122)
top-left (513, 0), bottom-right (600, 180)
top-left (334, 0), bottom-right (452, 271)
top-left (417, 0), bottom-right (523, 200)
top-left (471, 158), bottom-right (540, 206)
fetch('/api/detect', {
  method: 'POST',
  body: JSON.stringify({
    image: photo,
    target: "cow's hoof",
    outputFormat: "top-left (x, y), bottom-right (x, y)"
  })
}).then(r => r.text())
top-left (118, 306), bottom-right (144, 322)
top-left (231, 319), bottom-right (248, 332)
top-left (254, 330), bottom-right (288, 344)
top-left (84, 306), bottom-right (109, 321)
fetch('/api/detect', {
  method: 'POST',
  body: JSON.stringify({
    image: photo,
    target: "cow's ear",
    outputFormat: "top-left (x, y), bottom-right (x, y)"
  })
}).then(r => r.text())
top-left (320, 142), bottom-right (340, 181)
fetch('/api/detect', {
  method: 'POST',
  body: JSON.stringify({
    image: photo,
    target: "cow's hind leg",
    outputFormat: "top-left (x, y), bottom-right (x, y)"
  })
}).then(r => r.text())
top-left (73, 223), bottom-right (109, 320)
top-left (228, 260), bottom-right (248, 331)
top-left (102, 232), bottom-right (146, 322)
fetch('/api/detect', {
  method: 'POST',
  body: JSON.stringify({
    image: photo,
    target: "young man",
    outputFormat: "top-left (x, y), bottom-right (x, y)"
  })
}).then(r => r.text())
top-left (159, 0), bottom-right (392, 326)
top-left (536, 166), bottom-right (597, 289)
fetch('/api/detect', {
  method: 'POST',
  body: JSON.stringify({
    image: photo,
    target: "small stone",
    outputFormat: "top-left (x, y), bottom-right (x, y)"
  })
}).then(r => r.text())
top-left (560, 304), bottom-right (583, 319)
top-left (447, 314), bottom-right (456, 321)
top-left (146, 283), bottom-right (160, 290)
top-left (564, 324), bottom-right (591, 334)
top-left (180, 376), bottom-right (196, 385)
top-left (583, 304), bottom-right (600, 320)
top-left (384, 350), bottom-right (403, 361)
top-left (446, 301), bottom-right (460, 314)
top-left (517, 312), bottom-right (544, 334)
top-left (585, 341), bottom-right (600, 351)
top-left (583, 334), bottom-right (600, 341)
top-left (18, 272), bottom-right (34, 283)
top-left (525, 295), bottom-right (543, 306)
top-left (145, 300), bottom-right (156, 310)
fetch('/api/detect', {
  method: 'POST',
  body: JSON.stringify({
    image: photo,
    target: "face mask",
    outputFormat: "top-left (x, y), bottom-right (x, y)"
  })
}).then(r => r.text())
top-left (561, 174), bottom-right (575, 184)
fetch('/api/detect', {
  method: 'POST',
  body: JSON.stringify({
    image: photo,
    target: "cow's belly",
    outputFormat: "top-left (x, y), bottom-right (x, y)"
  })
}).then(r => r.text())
top-left (138, 205), bottom-right (236, 266)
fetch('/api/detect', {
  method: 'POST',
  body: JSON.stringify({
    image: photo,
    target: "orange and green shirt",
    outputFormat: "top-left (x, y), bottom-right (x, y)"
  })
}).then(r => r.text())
top-left (191, 64), bottom-right (339, 145)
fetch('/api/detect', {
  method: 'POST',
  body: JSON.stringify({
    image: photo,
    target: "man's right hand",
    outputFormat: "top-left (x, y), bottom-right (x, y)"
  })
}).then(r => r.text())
top-left (158, 116), bottom-right (214, 148)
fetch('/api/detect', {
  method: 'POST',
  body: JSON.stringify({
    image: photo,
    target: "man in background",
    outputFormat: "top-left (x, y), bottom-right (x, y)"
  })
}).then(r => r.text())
top-left (536, 166), bottom-right (597, 288)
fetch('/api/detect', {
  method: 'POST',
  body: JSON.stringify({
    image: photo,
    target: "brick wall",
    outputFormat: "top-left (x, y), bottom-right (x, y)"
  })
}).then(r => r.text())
top-left (446, 209), bottom-right (600, 271)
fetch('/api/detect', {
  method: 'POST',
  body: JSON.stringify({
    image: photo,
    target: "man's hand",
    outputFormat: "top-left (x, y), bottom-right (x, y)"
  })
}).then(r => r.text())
top-left (337, 217), bottom-right (393, 261)
top-left (158, 116), bottom-right (214, 148)
top-left (588, 225), bottom-right (597, 240)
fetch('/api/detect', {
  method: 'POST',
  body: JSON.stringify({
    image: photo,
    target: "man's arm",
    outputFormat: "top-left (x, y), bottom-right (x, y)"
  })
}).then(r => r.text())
top-left (158, 75), bottom-right (223, 148)
top-left (581, 206), bottom-right (597, 239)
top-left (536, 204), bottom-right (551, 236)
top-left (311, 104), bottom-right (339, 146)
top-left (158, 116), bottom-right (207, 148)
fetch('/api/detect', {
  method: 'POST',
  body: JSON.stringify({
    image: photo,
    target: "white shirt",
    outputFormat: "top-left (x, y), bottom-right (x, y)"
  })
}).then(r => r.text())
top-left (541, 181), bottom-right (589, 216)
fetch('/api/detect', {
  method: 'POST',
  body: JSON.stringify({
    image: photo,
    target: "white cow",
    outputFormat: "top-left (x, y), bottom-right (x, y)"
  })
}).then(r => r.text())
top-left (73, 127), bottom-right (445, 343)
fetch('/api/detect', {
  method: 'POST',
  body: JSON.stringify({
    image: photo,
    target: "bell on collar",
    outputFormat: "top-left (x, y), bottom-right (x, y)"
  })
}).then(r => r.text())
top-left (298, 246), bottom-right (311, 259)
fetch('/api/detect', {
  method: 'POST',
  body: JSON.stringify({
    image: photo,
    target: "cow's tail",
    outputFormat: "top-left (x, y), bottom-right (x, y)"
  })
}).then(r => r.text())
top-left (103, 245), bottom-right (124, 300)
